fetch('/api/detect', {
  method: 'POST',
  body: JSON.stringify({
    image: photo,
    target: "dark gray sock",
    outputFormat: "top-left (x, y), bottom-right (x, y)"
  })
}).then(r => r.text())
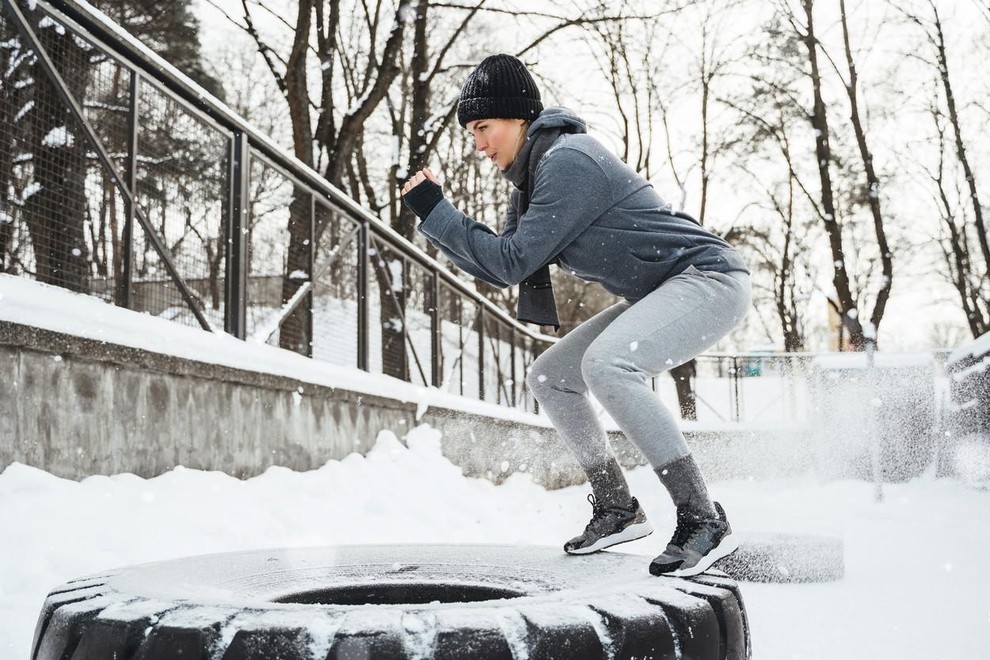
top-left (655, 454), bottom-right (717, 519)
top-left (586, 459), bottom-right (634, 510)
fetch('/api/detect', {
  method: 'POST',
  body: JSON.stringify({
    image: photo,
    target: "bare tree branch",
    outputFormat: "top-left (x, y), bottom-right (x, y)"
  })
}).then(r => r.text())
top-left (237, 0), bottom-right (289, 95)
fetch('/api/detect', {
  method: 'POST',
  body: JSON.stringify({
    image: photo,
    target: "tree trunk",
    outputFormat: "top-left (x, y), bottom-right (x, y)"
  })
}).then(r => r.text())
top-left (276, 1), bottom-right (315, 354)
top-left (931, 2), bottom-right (990, 281)
top-left (932, 118), bottom-right (989, 338)
top-left (0, 19), bottom-right (21, 273)
top-left (838, 0), bottom-right (892, 340)
top-left (278, 190), bottom-right (313, 354)
top-left (23, 22), bottom-right (91, 293)
top-left (800, 0), bottom-right (863, 348)
top-left (670, 360), bottom-right (697, 420)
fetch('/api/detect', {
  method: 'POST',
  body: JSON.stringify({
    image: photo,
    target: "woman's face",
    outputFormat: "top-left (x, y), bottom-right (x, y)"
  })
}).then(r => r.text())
top-left (466, 118), bottom-right (527, 170)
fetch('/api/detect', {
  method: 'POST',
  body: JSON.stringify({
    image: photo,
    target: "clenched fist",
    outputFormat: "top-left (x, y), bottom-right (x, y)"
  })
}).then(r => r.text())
top-left (401, 168), bottom-right (442, 196)
top-left (401, 168), bottom-right (446, 221)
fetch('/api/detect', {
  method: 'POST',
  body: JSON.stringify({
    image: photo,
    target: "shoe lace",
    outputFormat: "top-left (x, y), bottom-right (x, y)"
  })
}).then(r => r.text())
top-left (583, 493), bottom-right (610, 531)
top-left (583, 493), bottom-right (636, 533)
top-left (669, 508), bottom-right (708, 548)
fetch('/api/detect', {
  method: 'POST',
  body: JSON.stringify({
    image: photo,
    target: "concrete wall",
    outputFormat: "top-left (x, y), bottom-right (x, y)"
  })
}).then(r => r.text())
top-left (1, 321), bottom-right (812, 488)
top-left (0, 322), bottom-right (413, 478)
top-left (0, 321), bottom-right (587, 487)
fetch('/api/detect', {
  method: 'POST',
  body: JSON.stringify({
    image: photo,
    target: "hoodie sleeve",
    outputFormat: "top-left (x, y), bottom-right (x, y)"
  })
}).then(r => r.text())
top-left (420, 189), bottom-right (522, 288)
top-left (418, 147), bottom-right (612, 286)
top-left (502, 188), bottom-right (520, 238)
top-left (427, 224), bottom-right (511, 288)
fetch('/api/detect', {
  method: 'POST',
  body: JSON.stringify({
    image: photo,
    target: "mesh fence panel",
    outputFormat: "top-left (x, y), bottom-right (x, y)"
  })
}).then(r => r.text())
top-left (0, 9), bottom-right (121, 300)
top-left (65, 22), bottom-right (130, 305)
top-left (516, 334), bottom-right (538, 412)
top-left (482, 314), bottom-right (518, 406)
top-left (133, 82), bottom-right (229, 328)
top-left (404, 259), bottom-right (434, 387)
top-left (312, 199), bottom-right (361, 367)
top-left (366, 236), bottom-right (386, 375)
top-left (246, 155), bottom-right (311, 352)
top-left (368, 236), bottom-right (416, 380)
top-left (438, 282), bottom-right (481, 400)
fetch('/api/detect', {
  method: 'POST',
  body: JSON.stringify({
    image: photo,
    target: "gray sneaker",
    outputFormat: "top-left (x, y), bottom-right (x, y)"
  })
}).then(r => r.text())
top-left (564, 494), bottom-right (653, 555)
top-left (649, 501), bottom-right (738, 577)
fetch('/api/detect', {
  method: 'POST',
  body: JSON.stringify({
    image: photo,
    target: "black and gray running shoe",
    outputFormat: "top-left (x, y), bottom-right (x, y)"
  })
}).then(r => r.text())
top-left (564, 494), bottom-right (653, 555)
top-left (649, 501), bottom-right (738, 577)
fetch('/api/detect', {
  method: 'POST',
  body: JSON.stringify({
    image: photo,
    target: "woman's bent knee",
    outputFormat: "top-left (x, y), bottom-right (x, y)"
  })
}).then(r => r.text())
top-left (580, 351), bottom-right (624, 395)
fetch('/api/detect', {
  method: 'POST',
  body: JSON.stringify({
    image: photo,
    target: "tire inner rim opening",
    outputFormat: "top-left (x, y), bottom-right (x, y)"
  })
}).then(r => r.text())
top-left (272, 582), bottom-right (528, 605)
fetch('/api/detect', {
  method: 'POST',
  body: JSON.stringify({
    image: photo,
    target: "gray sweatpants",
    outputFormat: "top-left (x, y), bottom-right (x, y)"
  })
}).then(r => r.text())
top-left (527, 266), bottom-right (751, 473)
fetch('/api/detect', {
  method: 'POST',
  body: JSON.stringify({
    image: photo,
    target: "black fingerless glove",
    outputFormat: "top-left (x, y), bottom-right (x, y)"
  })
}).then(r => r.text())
top-left (402, 179), bottom-right (445, 221)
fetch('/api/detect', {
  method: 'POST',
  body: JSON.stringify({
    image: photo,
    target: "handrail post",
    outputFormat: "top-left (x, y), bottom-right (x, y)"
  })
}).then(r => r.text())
top-left (117, 69), bottom-right (139, 310)
top-left (509, 327), bottom-right (517, 407)
top-left (477, 309), bottom-right (486, 401)
top-left (733, 356), bottom-right (742, 422)
top-left (356, 223), bottom-right (369, 371)
top-left (225, 132), bottom-right (249, 338)
top-left (430, 272), bottom-right (441, 387)
top-left (306, 193), bottom-right (315, 357)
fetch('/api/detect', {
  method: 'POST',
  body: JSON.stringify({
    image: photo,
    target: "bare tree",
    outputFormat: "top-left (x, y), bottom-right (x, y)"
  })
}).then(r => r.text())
top-left (584, 1), bottom-right (752, 415)
top-left (898, 0), bottom-right (990, 339)
top-left (726, 0), bottom-right (898, 350)
top-left (834, 0), bottom-right (894, 338)
top-left (720, 100), bottom-right (815, 352)
top-left (204, 0), bottom-right (414, 357)
top-left (716, 7), bottom-right (837, 353)
top-left (793, 0), bottom-right (866, 348)
top-left (918, 82), bottom-right (990, 337)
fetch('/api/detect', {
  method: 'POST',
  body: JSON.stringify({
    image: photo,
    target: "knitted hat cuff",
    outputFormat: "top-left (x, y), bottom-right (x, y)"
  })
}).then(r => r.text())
top-left (457, 96), bottom-right (544, 127)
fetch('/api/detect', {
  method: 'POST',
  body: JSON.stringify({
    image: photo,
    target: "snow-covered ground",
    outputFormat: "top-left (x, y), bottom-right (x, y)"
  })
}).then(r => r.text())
top-left (3, 278), bottom-right (990, 657)
top-left (2, 425), bottom-right (989, 659)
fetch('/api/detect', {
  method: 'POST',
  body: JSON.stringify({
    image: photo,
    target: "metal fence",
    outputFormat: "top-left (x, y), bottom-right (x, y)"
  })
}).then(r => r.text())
top-left (0, 0), bottom-right (549, 411)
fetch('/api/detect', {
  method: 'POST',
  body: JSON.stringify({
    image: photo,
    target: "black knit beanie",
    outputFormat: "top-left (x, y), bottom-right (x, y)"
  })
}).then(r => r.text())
top-left (457, 54), bottom-right (543, 128)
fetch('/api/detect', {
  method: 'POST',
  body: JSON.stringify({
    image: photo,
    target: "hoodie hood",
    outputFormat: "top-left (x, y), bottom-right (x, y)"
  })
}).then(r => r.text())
top-left (527, 106), bottom-right (587, 136)
top-left (500, 106), bottom-right (588, 185)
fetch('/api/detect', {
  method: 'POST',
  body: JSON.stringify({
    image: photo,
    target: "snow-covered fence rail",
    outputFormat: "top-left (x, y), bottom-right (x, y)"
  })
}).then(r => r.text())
top-left (0, 0), bottom-right (549, 413)
top-left (946, 332), bottom-right (990, 438)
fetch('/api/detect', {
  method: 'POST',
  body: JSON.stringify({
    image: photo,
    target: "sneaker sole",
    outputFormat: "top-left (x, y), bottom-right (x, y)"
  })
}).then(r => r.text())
top-left (662, 533), bottom-right (739, 578)
top-left (565, 522), bottom-right (654, 555)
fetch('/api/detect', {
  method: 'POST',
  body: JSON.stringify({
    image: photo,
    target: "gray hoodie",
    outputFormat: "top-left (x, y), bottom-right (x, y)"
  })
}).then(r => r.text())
top-left (418, 106), bottom-right (748, 303)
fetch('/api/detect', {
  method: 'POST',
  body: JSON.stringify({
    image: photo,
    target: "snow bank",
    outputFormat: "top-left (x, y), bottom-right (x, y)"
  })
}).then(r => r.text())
top-left (1, 424), bottom-right (989, 659)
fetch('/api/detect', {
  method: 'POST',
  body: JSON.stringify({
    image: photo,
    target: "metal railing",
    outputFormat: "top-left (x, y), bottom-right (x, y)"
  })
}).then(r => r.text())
top-left (657, 353), bottom-right (816, 425)
top-left (0, 0), bottom-right (550, 412)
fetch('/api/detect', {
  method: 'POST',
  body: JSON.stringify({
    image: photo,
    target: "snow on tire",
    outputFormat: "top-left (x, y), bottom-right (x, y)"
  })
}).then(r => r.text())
top-left (32, 544), bottom-right (751, 659)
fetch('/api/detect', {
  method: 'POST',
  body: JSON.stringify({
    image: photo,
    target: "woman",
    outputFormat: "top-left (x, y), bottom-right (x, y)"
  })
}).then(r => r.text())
top-left (401, 54), bottom-right (750, 577)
